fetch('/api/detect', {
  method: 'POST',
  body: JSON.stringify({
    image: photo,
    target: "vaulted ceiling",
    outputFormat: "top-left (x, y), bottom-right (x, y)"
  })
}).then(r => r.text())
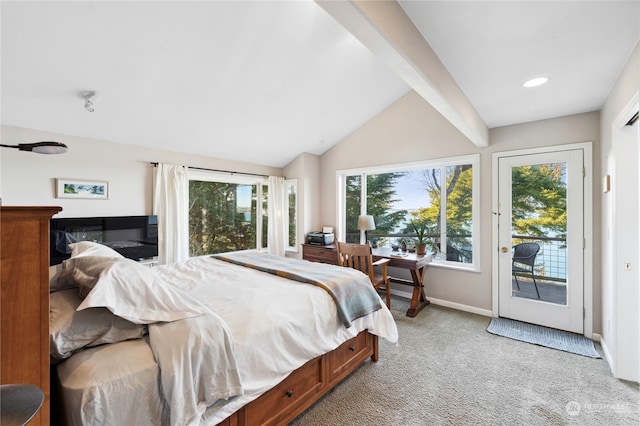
top-left (2, 1), bottom-right (638, 167)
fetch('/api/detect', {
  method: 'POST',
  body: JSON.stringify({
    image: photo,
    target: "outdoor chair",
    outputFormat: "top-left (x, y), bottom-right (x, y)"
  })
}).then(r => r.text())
top-left (435, 243), bottom-right (464, 262)
top-left (446, 246), bottom-right (463, 262)
top-left (512, 242), bottom-right (541, 299)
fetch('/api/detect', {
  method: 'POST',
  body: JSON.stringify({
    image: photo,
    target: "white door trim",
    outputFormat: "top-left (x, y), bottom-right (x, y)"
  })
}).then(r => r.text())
top-left (491, 142), bottom-right (593, 338)
top-left (605, 90), bottom-right (640, 380)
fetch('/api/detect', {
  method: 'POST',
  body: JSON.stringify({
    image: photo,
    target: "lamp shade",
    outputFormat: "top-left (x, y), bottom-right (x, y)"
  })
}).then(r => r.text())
top-left (357, 215), bottom-right (375, 231)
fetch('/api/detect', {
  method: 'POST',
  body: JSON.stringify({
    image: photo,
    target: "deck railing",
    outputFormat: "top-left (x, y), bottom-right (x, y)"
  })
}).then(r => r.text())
top-left (512, 235), bottom-right (567, 283)
top-left (345, 232), bottom-right (567, 283)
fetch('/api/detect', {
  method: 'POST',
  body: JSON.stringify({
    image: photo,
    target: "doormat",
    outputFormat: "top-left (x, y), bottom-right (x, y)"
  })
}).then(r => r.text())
top-left (487, 317), bottom-right (601, 358)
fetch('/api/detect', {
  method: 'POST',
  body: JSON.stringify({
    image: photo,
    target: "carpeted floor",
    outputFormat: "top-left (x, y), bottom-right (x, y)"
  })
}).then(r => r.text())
top-left (290, 297), bottom-right (639, 425)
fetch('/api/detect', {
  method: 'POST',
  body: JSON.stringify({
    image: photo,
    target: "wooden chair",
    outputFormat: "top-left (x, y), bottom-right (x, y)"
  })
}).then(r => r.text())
top-left (337, 242), bottom-right (391, 308)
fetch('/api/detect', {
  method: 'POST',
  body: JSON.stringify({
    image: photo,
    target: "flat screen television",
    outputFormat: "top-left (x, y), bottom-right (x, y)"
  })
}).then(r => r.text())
top-left (50, 215), bottom-right (158, 265)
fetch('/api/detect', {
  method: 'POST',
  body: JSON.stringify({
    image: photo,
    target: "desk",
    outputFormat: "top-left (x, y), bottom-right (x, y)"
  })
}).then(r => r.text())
top-left (372, 248), bottom-right (433, 317)
top-left (302, 244), bottom-right (432, 317)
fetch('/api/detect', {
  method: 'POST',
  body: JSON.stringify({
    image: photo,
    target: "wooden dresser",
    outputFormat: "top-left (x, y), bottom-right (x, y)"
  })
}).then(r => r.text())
top-left (301, 243), bottom-right (339, 265)
top-left (1, 206), bottom-right (62, 426)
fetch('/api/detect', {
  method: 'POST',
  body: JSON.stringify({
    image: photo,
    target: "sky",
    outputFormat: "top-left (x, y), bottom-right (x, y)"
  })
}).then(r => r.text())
top-left (391, 170), bottom-right (432, 211)
top-left (236, 185), bottom-right (252, 209)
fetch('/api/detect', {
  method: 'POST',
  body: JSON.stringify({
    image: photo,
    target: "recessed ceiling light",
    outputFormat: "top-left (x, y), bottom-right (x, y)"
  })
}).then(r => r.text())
top-left (523, 77), bottom-right (549, 88)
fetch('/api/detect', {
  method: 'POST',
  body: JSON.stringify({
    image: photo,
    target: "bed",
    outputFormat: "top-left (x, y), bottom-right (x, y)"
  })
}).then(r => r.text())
top-left (49, 242), bottom-right (398, 425)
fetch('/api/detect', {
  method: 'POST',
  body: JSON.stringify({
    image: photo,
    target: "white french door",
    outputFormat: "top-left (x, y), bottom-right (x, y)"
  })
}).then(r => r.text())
top-left (497, 148), bottom-right (585, 334)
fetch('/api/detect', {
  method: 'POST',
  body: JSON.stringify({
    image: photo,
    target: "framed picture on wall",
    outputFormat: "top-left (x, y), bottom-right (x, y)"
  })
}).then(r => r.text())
top-left (56, 178), bottom-right (109, 199)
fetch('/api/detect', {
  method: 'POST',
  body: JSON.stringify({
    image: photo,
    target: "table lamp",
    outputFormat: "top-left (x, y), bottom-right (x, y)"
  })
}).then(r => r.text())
top-left (357, 215), bottom-right (375, 244)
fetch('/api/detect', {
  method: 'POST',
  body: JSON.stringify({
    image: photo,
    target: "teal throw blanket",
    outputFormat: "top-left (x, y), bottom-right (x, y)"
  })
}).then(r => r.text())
top-left (212, 252), bottom-right (382, 328)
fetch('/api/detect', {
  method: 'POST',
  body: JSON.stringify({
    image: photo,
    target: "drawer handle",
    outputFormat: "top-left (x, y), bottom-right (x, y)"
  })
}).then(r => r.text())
top-left (349, 346), bottom-right (355, 352)
top-left (285, 390), bottom-right (293, 398)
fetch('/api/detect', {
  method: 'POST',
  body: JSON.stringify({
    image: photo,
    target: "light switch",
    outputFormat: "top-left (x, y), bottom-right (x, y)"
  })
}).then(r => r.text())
top-left (603, 175), bottom-right (611, 193)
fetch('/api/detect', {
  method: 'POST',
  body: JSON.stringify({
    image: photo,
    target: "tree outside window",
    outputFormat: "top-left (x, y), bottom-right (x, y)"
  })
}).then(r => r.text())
top-left (286, 181), bottom-right (297, 248)
top-left (189, 180), bottom-right (262, 256)
top-left (407, 165), bottom-right (473, 262)
top-left (261, 184), bottom-right (268, 249)
top-left (189, 176), bottom-right (297, 256)
top-left (511, 163), bottom-right (567, 240)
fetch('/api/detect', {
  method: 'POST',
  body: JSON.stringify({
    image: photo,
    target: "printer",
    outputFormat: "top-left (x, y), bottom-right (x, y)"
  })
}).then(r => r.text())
top-left (306, 231), bottom-right (335, 245)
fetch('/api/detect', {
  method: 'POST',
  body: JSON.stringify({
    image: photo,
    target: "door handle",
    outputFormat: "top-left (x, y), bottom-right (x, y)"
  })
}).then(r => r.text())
top-left (501, 247), bottom-right (509, 253)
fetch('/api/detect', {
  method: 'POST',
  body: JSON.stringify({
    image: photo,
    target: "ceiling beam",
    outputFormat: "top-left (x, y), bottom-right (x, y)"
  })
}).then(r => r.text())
top-left (316, 0), bottom-right (489, 148)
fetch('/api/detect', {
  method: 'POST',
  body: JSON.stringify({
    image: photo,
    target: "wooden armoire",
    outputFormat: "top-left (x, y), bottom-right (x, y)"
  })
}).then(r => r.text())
top-left (1, 206), bottom-right (62, 426)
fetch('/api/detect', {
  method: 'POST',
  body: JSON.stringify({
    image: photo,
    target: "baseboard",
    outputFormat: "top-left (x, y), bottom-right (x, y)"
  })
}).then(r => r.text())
top-left (429, 297), bottom-right (493, 317)
top-left (390, 288), bottom-right (413, 300)
top-left (599, 337), bottom-right (615, 375)
top-left (390, 289), bottom-right (493, 317)
top-left (591, 332), bottom-right (602, 342)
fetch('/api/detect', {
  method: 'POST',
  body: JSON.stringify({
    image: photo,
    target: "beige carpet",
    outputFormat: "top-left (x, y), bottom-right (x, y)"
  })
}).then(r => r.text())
top-left (290, 297), bottom-right (639, 425)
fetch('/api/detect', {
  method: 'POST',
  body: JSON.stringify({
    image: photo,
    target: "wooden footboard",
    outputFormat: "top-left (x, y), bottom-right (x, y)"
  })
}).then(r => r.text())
top-left (217, 330), bottom-right (378, 426)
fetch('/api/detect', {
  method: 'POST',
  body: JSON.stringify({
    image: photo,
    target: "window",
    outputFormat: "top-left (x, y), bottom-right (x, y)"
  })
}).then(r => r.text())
top-left (261, 184), bottom-right (268, 250)
top-left (337, 155), bottom-right (479, 268)
top-left (188, 171), bottom-right (267, 256)
top-left (286, 180), bottom-right (298, 250)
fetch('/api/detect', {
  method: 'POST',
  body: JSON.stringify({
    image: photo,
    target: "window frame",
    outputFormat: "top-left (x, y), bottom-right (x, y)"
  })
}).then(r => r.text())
top-left (336, 154), bottom-right (480, 271)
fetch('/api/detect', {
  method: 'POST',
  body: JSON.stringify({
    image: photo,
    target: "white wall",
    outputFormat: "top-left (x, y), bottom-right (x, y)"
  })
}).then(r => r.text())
top-left (0, 125), bottom-right (282, 218)
top-left (319, 90), bottom-right (601, 319)
top-left (599, 41), bottom-right (639, 381)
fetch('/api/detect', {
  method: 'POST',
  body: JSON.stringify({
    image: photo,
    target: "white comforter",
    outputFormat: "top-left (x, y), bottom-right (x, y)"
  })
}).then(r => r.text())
top-left (149, 310), bottom-right (242, 426)
top-left (57, 255), bottom-right (399, 425)
top-left (161, 256), bottom-right (398, 424)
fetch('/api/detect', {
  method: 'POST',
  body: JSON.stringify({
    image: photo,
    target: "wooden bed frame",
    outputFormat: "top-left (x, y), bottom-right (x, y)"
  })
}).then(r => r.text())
top-left (217, 330), bottom-right (379, 426)
top-left (50, 330), bottom-right (379, 426)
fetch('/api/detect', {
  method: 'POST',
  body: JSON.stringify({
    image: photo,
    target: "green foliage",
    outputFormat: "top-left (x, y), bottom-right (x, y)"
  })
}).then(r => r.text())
top-left (345, 173), bottom-right (408, 243)
top-left (400, 165), bottom-right (473, 260)
top-left (189, 180), bottom-right (257, 256)
top-left (404, 165), bottom-right (472, 237)
top-left (410, 219), bottom-right (428, 244)
top-left (511, 164), bottom-right (566, 237)
top-left (367, 173), bottom-right (408, 235)
top-left (261, 185), bottom-right (268, 249)
top-left (345, 175), bottom-right (363, 243)
top-left (288, 189), bottom-right (296, 247)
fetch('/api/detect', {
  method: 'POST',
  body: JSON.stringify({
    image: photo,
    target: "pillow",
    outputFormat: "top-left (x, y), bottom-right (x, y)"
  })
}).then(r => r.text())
top-left (76, 257), bottom-right (208, 325)
top-left (69, 241), bottom-right (124, 259)
top-left (50, 289), bottom-right (147, 362)
top-left (56, 242), bottom-right (125, 293)
top-left (50, 264), bottom-right (77, 292)
top-left (63, 256), bottom-right (123, 298)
